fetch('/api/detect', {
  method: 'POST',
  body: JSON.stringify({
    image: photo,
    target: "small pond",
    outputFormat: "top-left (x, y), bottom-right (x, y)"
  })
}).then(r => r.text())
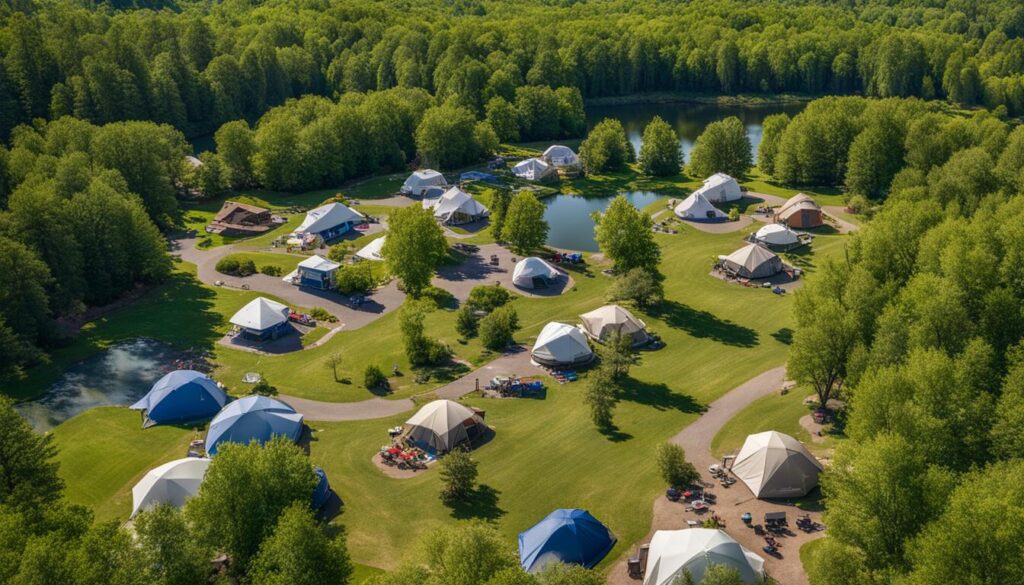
top-left (543, 190), bottom-right (663, 252)
top-left (16, 338), bottom-right (184, 432)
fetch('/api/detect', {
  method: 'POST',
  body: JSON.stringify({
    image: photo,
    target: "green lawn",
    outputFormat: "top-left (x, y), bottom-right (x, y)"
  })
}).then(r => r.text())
top-left (710, 387), bottom-right (838, 459)
top-left (218, 251), bottom-right (305, 275)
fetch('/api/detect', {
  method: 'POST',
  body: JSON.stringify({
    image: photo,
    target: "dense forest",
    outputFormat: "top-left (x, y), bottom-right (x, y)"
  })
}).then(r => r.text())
top-left (5, 0), bottom-right (1024, 143)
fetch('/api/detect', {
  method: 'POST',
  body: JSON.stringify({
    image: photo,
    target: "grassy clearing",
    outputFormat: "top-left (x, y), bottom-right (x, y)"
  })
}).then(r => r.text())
top-left (710, 387), bottom-right (837, 459)
top-left (218, 251), bottom-right (305, 276)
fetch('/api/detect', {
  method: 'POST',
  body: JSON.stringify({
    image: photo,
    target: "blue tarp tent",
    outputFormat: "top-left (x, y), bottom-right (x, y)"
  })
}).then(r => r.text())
top-left (518, 508), bottom-right (616, 573)
top-left (460, 171), bottom-right (500, 184)
top-left (205, 395), bottom-right (304, 456)
top-left (312, 467), bottom-right (331, 510)
top-left (131, 370), bottom-right (230, 428)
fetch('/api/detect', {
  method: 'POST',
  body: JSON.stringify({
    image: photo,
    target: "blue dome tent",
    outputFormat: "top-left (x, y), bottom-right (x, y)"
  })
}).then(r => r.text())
top-left (205, 396), bottom-right (304, 456)
top-left (131, 370), bottom-right (230, 428)
top-left (518, 508), bottom-right (616, 573)
top-left (312, 467), bottom-right (331, 511)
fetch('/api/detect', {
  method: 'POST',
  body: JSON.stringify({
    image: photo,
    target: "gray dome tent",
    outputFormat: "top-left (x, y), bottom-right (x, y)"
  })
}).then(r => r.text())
top-left (718, 244), bottom-right (783, 279)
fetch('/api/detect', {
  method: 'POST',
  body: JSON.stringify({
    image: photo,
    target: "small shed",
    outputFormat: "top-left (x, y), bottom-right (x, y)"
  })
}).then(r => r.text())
top-left (774, 194), bottom-right (823, 228)
top-left (296, 255), bottom-right (341, 290)
top-left (207, 201), bottom-right (272, 235)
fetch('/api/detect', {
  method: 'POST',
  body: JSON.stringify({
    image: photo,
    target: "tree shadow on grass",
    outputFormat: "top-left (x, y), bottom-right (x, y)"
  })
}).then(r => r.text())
top-left (648, 300), bottom-right (759, 348)
top-left (618, 377), bottom-right (705, 415)
top-left (447, 484), bottom-right (505, 521)
top-left (771, 327), bottom-right (793, 345)
top-left (598, 423), bottom-right (633, 443)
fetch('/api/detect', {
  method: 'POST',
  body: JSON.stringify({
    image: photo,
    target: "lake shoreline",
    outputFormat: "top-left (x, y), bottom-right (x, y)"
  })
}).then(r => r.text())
top-left (585, 92), bottom-right (815, 108)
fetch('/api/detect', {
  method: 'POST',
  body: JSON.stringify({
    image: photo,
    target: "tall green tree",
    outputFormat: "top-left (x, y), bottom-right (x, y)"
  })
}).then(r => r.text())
top-left (579, 118), bottom-right (634, 174)
top-left (133, 505), bottom-right (211, 585)
top-left (0, 395), bottom-right (63, 510)
top-left (593, 196), bottom-right (659, 273)
top-left (637, 116), bottom-right (682, 176)
top-left (687, 116), bottom-right (751, 178)
top-left (250, 503), bottom-right (353, 585)
top-left (757, 113), bottom-right (789, 176)
top-left (415, 103), bottom-right (481, 169)
top-left (383, 205), bottom-right (448, 297)
top-left (500, 191), bottom-right (548, 253)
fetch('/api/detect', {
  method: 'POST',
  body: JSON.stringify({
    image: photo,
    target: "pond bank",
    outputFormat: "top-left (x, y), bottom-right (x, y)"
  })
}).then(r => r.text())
top-left (585, 92), bottom-right (815, 108)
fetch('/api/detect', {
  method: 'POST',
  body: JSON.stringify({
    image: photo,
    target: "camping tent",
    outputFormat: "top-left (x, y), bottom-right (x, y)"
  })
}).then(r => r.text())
top-left (579, 305), bottom-right (650, 346)
top-left (401, 169), bottom-right (447, 196)
top-left (718, 244), bottom-right (783, 279)
top-left (423, 187), bottom-right (490, 225)
top-left (693, 173), bottom-right (742, 203)
top-left (403, 399), bottom-right (485, 453)
top-left (774, 194), bottom-right (823, 228)
top-left (531, 322), bottom-right (594, 367)
top-left (731, 431), bottom-right (823, 498)
top-left (753, 224), bottom-right (800, 248)
top-left (518, 509), bottom-right (616, 573)
top-left (643, 529), bottom-right (765, 585)
top-left (355, 236), bottom-right (386, 261)
top-left (229, 297), bottom-right (290, 338)
top-left (205, 395), bottom-right (304, 456)
top-left (131, 370), bottom-right (230, 428)
top-left (512, 158), bottom-right (556, 181)
top-left (674, 192), bottom-right (728, 222)
top-left (295, 202), bottom-right (365, 240)
top-left (312, 466), bottom-right (332, 511)
top-left (513, 257), bottom-right (561, 289)
top-left (543, 145), bottom-right (580, 168)
top-left (131, 457), bottom-right (211, 517)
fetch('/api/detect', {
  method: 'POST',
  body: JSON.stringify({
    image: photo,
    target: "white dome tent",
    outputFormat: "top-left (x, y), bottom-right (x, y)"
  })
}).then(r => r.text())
top-left (513, 257), bottom-right (561, 289)
top-left (355, 236), bottom-right (386, 261)
top-left (403, 400), bottom-right (486, 453)
top-left (531, 322), bottom-right (594, 367)
top-left (542, 145), bottom-right (579, 168)
top-left (131, 458), bottom-right (211, 518)
top-left (512, 158), bottom-right (556, 181)
top-left (718, 244), bottom-right (783, 279)
top-left (674, 192), bottom-right (728, 222)
top-left (423, 187), bottom-right (490, 225)
top-left (753, 224), bottom-right (800, 248)
top-left (730, 431), bottom-right (823, 498)
top-left (693, 173), bottom-right (743, 203)
top-left (643, 529), bottom-right (765, 585)
top-left (401, 169), bottom-right (447, 196)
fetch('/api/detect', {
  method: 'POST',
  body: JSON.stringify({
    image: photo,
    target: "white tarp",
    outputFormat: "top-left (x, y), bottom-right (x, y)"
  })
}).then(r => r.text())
top-left (718, 244), bottom-right (783, 279)
top-left (512, 158), bottom-right (555, 181)
top-left (674, 192), bottom-right (727, 221)
top-left (731, 431), bottom-right (823, 498)
top-left (423, 187), bottom-right (489, 224)
top-left (513, 257), bottom-right (561, 289)
top-left (295, 203), bottom-right (364, 236)
top-left (229, 297), bottom-right (289, 331)
top-left (754, 224), bottom-right (800, 247)
top-left (694, 173), bottom-right (742, 203)
top-left (543, 145), bottom-right (579, 167)
top-left (579, 305), bottom-right (650, 346)
top-left (531, 322), bottom-right (593, 366)
top-left (131, 457), bottom-right (211, 518)
top-left (401, 169), bottom-right (447, 195)
top-left (297, 255), bottom-right (341, 272)
top-left (356, 236), bottom-right (386, 261)
top-left (643, 529), bottom-right (765, 585)
top-left (404, 399), bottom-right (484, 453)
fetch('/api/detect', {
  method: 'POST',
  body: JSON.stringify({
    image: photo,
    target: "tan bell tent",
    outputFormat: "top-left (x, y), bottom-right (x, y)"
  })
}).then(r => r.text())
top-left (774, 194), bottom-right (823, 228)
top-left (579, 305), bottom-right (650, 347)
top-left (403, 399), bottom-right (486, 453)
top-left (731, 431), bottom-right (823, 499)
top-left (718, 244), bottom-right (783, 279)
top-left (642, 529), bottom-right (765, 585)
top-left (531, 322), bottom-right (594, 366)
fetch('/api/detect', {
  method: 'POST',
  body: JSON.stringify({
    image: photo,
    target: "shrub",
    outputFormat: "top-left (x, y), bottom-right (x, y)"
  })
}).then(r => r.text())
top-left (466, 285), bottom-right (512, 313)
top-left (336, 263), bottom-right (375, 294)
top-left (728, 207), bottom-right (740, 221)
top-left (260, 264), bottom-right (283, 276)
top-left (607, 267), bottom-right (664, 308)
top-left (439, 450), bottom-right (478, 504)
top-left (252, 376), bottom-right (277, 396)
top-left (364, 365), bottom-right (388, 390)
top-left (456, 305), bottom-right (479, 338)
top-left (237, 258), bottom-right (256, 276)
top-left (327, 245), bottom-right (347, 263)
top-left (655, 442), bottom-right (699, 489)
top-left (400, 301), bottom-right (451, 366)
top-left (215, 257), bottom-right (240, 275)
top-left (309, 307), bottom-right (337, 323)
top-left (479, 305), bottom-right (519, 351)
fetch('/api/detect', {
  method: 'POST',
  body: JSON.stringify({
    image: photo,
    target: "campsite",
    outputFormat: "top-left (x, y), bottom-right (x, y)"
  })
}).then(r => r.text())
top-left (3, 2), bottom-right (1024, 585)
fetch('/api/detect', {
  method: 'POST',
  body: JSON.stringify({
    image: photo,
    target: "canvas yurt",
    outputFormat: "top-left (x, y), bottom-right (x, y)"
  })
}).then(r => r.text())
top-left (730, 431), bottom-right (823, 498)
top-left (229, 297), bottom-right (290, 339)
top-left (531, 322), bottom-right (594, 367)
top-left (774, 194), bottom-right (823, 228)
top-left (718, 244), bottom-right (783, 279)
top-left (131, 370), bottom-right (230, 428)
top-left (642, 529), bottom-right (765, 585)
top-left (674, 192), bottom-right (728, 222)
top-left (205, 395), bottom-right (304, 456)
top-left (401, 169), bottom-right (448, 196)
top-left (579, 305), bottom-right (650, 346)
top-left (355, 236), bottom-right (386, 261)
top-left (753, 224), bottom-right (800, 249)
top-left (403, 399), bottom-right (486, 453)
top-left (693, 173), bottom-right (742, 203)
top-left (512, 157), bottom-right (556, 181)
top-left (542, 145), bottom-right (580, 168)
top-left (131, 457), bottom-right (211, 517)
top-left (518, 509), bottom-right (616, 573)
top-left (423, 187), bottom-right (490, 225)
top-left (513, 257), bottom-right (561, 289)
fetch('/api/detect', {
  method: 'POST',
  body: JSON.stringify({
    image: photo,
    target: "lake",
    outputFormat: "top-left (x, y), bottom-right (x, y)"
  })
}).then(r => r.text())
top-left (542, 101), bottom-right (807, 251)
top-left (16, 338), bottom-right (183, 432)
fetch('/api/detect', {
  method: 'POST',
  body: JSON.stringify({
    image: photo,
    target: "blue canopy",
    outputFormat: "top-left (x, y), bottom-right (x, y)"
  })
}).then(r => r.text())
top-left (460, 171), bottom-right (500, 183)
top-left (518, 508), bottom-right (616, 573)
top-left (131, 370), bottom-right (230, 428)
top-left (312, 466), bottom-right (331, 510)
top-left (205, 395), bottom-right (304, 456)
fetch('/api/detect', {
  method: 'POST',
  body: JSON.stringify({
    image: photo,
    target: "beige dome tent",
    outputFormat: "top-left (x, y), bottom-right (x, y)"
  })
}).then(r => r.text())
top-left (131, 457), bottom-right (211, 518)
top-left (731, 431), bottom-right (823, 498)
top-left (718, 244), bottom-right (783, 279)
top-left (642, 529), bottom-right (765, 585)
top-left (579, 305), bottom-right (650, 347)
top-left (513, 257), bottom-right (561, 289)
top-left (403, 399), bottom-right (485, 453)
top-left (532, 322), bottom-right (594, 366)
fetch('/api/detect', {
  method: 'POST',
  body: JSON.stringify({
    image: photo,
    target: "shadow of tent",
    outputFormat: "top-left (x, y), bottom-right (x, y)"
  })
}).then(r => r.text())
top-left (447, 484), bottom-right (506, 521)
top-left (648, 300), bottom-right (759, 348)
top-left (317, 491), bottom-right (345, 522)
